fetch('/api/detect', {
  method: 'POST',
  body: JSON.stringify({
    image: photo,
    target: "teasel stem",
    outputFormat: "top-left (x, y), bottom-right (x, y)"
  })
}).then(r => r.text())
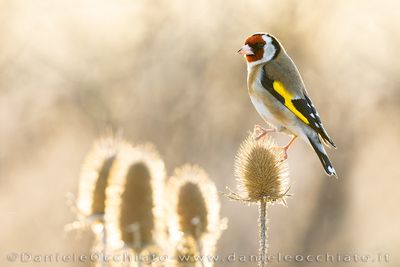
top-left (193, 217), bottom-right (206, 267)
top-left (259, 197), bottom-right (267, 267)
top-left (127, 223), bottom-right (142, 267)
top-left (91, 222), bottom-right (107, 267)
top-left (101, 225), bottom-right (107, 267)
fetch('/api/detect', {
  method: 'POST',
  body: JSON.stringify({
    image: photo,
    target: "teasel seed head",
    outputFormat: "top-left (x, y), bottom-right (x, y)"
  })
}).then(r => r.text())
top-left (233, 134), bottom-right (290, 204)
top-left (105, 144), bottom-right (166, 251)
top-left (177, 182), bottom-right (208, 238)
top-left (77, 136), bottom-right (129, 220)
top-left (167, 165), bottom-right (223, 263)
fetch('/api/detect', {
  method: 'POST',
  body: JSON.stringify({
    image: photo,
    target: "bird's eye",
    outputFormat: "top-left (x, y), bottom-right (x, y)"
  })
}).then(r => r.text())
top-left (256, 43), bottom-right (264, 48)
top-left (250, 43), bottom-right (264, 50)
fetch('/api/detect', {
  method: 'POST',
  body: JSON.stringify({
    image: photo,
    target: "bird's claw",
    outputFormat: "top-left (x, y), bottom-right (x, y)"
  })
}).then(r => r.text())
top-left (253, 124), bottom-right (273, 140)
top-left (276, 136), bottom-right (297, 162)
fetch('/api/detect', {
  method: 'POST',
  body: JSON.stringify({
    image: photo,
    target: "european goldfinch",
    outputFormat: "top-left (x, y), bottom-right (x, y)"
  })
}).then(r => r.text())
top-left (238, 33), bottom-right (337, 177)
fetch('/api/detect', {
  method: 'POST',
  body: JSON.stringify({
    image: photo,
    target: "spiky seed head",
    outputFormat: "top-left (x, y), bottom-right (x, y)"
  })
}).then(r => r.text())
top-left (77, 136), bottom-right (129, 218)
top-left (177, 182), bottom-right (208, 238)
top-left (234, 134), bottom-right (290, 203)
top-left (167, 165), bottom-right (223, 261)
top-left (105, 144), bottom-right (166, 250)
top-left (119, 162), bottom-right (154, 246)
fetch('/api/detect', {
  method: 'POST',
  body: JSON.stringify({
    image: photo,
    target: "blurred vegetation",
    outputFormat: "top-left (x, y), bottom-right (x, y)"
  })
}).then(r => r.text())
top-left (1, 0), bottom-right (399, 266)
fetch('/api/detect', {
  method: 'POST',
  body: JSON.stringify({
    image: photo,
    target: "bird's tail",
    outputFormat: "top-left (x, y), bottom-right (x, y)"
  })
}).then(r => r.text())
top-left (308, 135), bottom-right (337, 177)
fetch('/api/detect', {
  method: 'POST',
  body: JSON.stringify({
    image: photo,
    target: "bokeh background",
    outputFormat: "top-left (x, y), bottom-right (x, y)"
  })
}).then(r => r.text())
top-left (1, 0), bottom-right (399, 266)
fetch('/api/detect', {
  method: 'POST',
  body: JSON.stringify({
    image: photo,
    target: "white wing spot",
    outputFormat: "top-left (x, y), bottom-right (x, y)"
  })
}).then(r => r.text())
top-left (327, 166), bottom-right (335, 173)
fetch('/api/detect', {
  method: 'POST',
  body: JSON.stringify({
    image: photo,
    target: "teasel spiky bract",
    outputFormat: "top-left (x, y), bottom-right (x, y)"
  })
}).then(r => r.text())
top-left (105, 144), bottom-right (167, 253)
top-left (167, 165), bottom-right (223, 267)
top-left (228, 133), bottom-right (291, 267)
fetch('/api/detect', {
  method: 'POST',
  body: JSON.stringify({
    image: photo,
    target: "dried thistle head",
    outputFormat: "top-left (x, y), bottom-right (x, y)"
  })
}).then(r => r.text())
top-left (105, 144), bottom-right (166, 250)
top-left (234, 134), bottom-right (290, 203)
top-left (77, 136), bottom-right (129, 218)
top-left (167, 165), bottom-right (222, 259)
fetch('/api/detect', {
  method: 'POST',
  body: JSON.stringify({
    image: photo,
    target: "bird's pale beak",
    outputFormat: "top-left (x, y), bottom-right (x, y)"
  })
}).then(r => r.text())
top-left (237, 44), bottom-right (254, 55)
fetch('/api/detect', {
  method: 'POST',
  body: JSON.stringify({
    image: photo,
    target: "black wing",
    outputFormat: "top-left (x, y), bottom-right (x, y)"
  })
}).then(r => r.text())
top-left (260, 67), bottom-right (336, 148)
top-left (292, 95), bottom-right (336, 148)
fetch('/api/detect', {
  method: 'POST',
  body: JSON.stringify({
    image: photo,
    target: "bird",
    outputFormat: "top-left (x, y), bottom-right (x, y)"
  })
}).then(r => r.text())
top-left (238, 33), bottom-right (337, 177)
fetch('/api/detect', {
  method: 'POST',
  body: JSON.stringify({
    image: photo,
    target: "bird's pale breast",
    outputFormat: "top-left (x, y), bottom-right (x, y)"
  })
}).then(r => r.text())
top-left (248, 66), bottom-right (308, 140)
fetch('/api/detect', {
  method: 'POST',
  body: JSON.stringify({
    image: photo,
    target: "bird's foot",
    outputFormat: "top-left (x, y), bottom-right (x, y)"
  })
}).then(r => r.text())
top-left (277, 136), bottom-right (297, 161)
top-left (253, 124), bottom-right (276, 140)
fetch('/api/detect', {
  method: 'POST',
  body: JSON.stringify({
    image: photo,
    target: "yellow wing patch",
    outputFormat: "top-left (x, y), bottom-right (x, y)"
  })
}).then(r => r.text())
top-left (272, 81), bottom-right (309, 124)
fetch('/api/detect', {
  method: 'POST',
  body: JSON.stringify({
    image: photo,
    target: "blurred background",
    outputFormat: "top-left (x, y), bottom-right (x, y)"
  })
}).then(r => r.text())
top-left (1, 0), bottom-right (399, 266)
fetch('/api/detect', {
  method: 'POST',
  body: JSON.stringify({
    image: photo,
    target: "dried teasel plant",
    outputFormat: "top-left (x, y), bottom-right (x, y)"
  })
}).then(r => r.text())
top-left (65, 135), bottom-right (130, 267)
top-left (75, 136), bottom-right (129, 222)
top-left (167, 165), bottom-right (225, 267)
top-left (226, 134), bottom-right (290, 267)
top-left (105, 144), bottom-right (167, 254)
top-left (65, 135), bottom-right (130, 233)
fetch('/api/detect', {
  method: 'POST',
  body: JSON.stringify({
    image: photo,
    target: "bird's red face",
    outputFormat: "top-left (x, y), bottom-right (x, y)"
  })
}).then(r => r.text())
top-left (238, 34), bottom-right (266, 63)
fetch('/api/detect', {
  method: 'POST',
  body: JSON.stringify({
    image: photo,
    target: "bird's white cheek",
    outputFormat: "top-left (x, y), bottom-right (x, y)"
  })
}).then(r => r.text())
top-left (262, 35), bottom-right (276, 62)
